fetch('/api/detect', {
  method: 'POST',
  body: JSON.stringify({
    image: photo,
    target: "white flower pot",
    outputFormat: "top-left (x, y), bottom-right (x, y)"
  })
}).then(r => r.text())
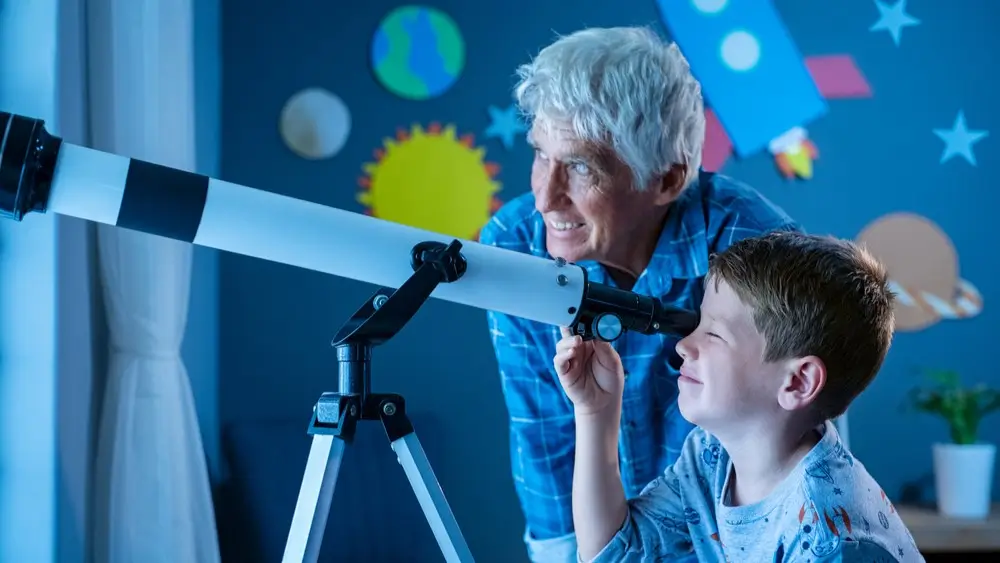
top-left (932, 442), bottom-right (996, 519)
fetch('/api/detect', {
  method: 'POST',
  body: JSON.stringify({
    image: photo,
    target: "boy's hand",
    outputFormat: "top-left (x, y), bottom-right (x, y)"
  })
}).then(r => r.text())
top-left (553, 327), bottom-right (625, 416)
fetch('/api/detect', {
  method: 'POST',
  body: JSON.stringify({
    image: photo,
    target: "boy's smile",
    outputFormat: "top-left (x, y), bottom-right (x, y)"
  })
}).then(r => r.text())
top-left (674, 278), bottom-right (784, 434)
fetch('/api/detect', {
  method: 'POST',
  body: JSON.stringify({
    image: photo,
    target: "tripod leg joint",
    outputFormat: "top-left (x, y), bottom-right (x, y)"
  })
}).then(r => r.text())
top-left (369, 393), bottom-right (414, 442)
top-left (308, 392), bottom-right (360, 442)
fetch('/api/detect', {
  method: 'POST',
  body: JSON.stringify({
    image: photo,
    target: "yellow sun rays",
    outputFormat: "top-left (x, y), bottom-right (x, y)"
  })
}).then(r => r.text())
top-left (358, 123), bottom-right (503, 241)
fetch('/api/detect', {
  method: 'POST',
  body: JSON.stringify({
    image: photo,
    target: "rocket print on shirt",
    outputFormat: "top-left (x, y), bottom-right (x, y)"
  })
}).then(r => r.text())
top-left (792, 459), bottom-right (913, 561)
top-left (709, 531), bottom-right (731, 563)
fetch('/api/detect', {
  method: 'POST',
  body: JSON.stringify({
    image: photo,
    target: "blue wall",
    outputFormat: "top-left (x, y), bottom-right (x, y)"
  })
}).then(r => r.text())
top-left (217, 0), bottom-right (999, 560)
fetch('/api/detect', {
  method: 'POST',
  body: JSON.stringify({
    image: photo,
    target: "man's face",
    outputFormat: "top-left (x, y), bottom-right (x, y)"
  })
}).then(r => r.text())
top-left (674, 279), bottom-right (786, 433)
top-left (528, 121), bottom-right (663, 267)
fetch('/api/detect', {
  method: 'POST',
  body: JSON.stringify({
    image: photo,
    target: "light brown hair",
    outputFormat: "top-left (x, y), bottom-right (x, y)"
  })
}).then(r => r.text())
top-left (707, 231), bottom-right (896, 419)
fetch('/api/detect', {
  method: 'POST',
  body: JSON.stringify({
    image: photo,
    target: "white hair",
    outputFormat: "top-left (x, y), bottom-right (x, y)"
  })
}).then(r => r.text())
top-left (514, 26), bottom-right (705, 191)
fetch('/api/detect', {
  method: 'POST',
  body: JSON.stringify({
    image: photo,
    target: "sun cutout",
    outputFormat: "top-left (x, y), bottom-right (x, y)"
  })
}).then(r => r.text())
top-left (357, 122), bottom-right (503, 240)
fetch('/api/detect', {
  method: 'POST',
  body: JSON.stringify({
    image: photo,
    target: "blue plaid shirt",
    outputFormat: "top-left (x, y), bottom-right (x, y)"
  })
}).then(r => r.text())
top-left (479, 171), bottom-right (801, 561)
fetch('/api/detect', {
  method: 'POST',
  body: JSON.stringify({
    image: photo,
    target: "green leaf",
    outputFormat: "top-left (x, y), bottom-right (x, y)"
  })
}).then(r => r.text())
top-left (905, 368), bottom-right (1000, 444)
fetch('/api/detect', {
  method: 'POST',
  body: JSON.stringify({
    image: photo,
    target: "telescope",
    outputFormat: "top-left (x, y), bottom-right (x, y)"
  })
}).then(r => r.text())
top-left (0, 111), bottom-right (699, 562)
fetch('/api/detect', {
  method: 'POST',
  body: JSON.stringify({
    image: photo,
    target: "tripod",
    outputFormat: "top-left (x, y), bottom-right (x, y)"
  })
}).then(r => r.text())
top-left (282, 239), bottom-right (476, 563)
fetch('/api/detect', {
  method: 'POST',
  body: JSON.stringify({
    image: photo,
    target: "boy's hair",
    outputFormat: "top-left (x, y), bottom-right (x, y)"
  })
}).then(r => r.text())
top-left (707, 231), bottom-right (896, 419)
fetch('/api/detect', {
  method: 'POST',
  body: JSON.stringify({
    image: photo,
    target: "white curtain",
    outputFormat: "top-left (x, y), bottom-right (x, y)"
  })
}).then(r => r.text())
top-left (87, 0), bottom-right (221, 561)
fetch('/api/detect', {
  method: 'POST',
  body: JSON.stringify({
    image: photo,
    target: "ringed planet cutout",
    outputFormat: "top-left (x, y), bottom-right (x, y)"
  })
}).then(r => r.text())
top-left (370, 6), bottom-right (466, 101)
top-left (357, 123), bottom-right (502, 241)
top-left (855, 212), bottom-right (982, 332)
top-left (279, 88), bottom-right (352, 160)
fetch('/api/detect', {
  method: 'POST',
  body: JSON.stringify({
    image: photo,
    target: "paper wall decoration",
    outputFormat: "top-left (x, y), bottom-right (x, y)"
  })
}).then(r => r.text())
top-left (933, 110), bottom-right (989, 166)
top-left (855, 213), bottom-right (983, 332)
top-left (484, 104), bottom-right (527, 150)
top-left (279, 88), bottom-right (352, 160)
top-left (702, 55), bottom-right (873, 176)
top-left (357, 123), bottom-right (502, 240)
top-left (370, 6), bottom-right (465, 101)
top-left (656, 0), bottom-right (872, 180)
top-left (870, 0), bottom-right (920, 46)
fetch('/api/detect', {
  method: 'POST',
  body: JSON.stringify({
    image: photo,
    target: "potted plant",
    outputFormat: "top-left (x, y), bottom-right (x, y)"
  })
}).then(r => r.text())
top-left (907, 368), bottom-right (1000, 519)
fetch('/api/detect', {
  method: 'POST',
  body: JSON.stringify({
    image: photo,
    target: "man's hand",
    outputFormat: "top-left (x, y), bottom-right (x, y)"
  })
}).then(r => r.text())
top-left (553, 327), bottom-right (625, 416)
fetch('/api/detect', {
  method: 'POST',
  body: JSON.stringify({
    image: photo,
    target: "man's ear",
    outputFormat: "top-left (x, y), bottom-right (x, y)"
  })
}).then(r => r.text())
top-left (651, 163), bottom-right (688, 206)
top-left (777, 355), bottom-right (826, 412)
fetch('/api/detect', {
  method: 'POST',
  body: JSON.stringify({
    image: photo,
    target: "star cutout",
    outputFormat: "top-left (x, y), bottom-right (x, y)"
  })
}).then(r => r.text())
top-left (933, 111), bottom-right (988, 166)
top-left (870, 0), bottom-right (920, 46)
top-left (484, 104), bottom-right (527, 150)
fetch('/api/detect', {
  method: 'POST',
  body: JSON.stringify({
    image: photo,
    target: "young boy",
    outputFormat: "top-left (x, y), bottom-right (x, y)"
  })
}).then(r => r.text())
top-left (554, 231), bottom-right (923, 562)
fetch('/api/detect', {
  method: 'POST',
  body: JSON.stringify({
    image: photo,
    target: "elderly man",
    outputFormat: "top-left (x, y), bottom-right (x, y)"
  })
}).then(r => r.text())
top-left (479, 26), bottom-right (802, 562)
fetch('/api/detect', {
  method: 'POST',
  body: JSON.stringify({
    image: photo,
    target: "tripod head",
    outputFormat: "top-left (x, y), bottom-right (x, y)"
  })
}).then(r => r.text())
top-left (331, 240), bottom-right (467, 349)
top-left (313, 239), bottom-right (468, 441)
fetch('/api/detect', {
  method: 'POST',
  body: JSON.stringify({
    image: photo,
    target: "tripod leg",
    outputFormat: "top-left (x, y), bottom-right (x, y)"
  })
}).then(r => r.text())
top-left (283, 434), bottom-right (346, 563)
top-left (392, 432), bottom-right (476, 563)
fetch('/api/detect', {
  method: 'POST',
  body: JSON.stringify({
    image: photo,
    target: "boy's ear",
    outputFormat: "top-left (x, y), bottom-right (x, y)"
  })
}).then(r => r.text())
top-left (777, 356), bottom-right (826, 411)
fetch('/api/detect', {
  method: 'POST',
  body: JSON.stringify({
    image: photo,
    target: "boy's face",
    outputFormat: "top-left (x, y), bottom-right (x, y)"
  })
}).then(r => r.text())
top-left (674, 278), bottom-right (787, 432)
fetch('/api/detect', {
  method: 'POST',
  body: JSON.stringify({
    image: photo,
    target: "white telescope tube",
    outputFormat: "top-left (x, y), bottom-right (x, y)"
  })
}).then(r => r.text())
top-left (0, 111), bottom-right (584, 326)
top-left (0, 111), bottom-right (699, 341)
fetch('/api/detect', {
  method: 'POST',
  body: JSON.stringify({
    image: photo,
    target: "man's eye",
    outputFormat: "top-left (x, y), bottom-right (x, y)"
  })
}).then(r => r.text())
top-left (707, 332), bottom-right (723, 340)
top-left (571, 162), bottom-right (590, 174)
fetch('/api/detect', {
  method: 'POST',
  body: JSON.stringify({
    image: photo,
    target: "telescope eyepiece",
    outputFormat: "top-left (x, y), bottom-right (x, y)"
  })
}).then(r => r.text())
top-left (572, 277), bottom-right (700, 342)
